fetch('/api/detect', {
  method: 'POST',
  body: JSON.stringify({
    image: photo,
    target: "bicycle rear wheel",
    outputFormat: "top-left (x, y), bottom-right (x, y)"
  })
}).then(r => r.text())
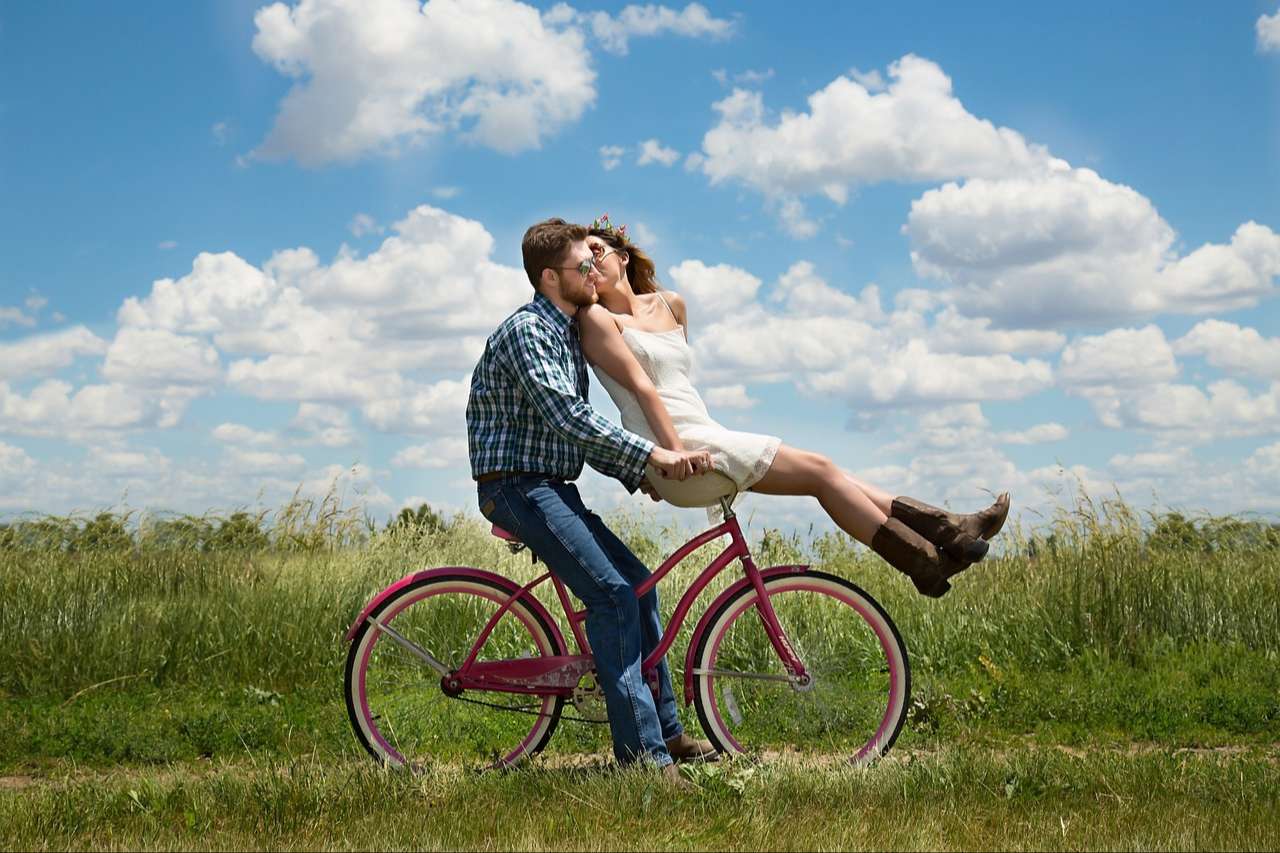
top-left (690, 571), bottom-right (909, 766)
top-left (345, 572), bottom-right (566, 769)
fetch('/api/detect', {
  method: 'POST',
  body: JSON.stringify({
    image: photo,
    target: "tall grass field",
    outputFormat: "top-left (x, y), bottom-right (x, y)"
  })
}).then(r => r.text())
top-left (2, 491), bottom-right (1278, 850)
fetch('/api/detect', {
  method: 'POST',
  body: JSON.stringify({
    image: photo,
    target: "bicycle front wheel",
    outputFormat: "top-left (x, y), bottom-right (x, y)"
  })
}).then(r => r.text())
top-left (690, 571), bottom-right (909, 766)
top-left (345, 572), bottom-right (566, 770)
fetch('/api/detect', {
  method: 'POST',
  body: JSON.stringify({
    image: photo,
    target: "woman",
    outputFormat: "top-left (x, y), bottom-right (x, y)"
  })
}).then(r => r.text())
top-left (577, 216), bottom-right (1010, 598)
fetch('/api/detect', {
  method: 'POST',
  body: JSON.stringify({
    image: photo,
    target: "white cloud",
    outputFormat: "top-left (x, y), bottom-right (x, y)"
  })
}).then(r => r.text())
top-left (213, 423), bottom-right (279, 446)
top-left (696, 55), bottom-right (1051, 216)
top-left (362, 376), bottom-right (470, 434)
top-left (637, 138), bottom-right (680, 167)
top-left (599, 144), bottom-right (626, 171)
top-left (682, 262), bottom-right (1055, 409)
top-left (1258, 7), bottom-right (1280, 52)
top-left (226, 447), bottom-right (308, 473)
top-left (391, 436), bottom-right (469, 468)
top-left (0, 307), bottom-right (35, 328)
top-left (0, 326), bottom-right (109, 380)
top-left (1080, 380), bottom-right (1280, 442)
top-left (0, 440), bottom-right (35, 480)
top-left (432, 186), bottom-right (460, 199)
top-left (555, 2), bottom-right (734, 56)
top-left (102, 327), bottom-right (222, 387)
top-left (211, 121), bottom-right (230, 146)
top-left (666, 259), bottom-right (762, 318)
top-left (926, 307), bottom-right (1066, 356)
top-left (908, 171), bottom-right (1280, 327)
top-left (349, 212), bottom-right (383, 237)
top-left (0, 380), bottom-right (187, 437)
top-left (1058, 325), bottom-right (1178, 388)
top-left (250, 0), bottom-right (597, 164)
top-left (1173, 319), bottom-right (1280, 380)
top-left (1000, 422), bottom-right (1068, 444)
top-left (291, 402), bottom-right (358, 447)
top-left (24, 294), bottom-right (47, 313)
top-left (702, 384), bottom-right (757, 409)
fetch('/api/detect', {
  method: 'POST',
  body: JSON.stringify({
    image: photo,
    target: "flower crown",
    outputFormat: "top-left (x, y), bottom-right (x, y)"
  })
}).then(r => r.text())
top-left (589, 212), bottom-right (628, 242)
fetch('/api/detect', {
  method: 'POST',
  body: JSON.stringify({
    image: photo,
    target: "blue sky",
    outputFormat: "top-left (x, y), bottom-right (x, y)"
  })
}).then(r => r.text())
top-left (1, 0), bottom-right (1278, 533)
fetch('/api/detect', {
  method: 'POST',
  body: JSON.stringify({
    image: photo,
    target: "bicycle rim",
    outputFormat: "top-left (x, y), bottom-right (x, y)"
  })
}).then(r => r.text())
top-left (691, 571), bottom-right (910, 767)
top-left (345, 574), bottom-right (565, 769)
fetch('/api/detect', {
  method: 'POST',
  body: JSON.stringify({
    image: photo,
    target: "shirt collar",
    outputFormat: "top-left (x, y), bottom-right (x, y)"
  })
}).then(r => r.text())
top-left (529, 291), bottom-right (575, 332)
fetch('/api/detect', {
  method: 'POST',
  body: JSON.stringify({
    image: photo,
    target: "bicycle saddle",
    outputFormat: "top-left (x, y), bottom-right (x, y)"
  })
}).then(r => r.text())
top-left (490, 524), bottom-right (521, 543)
top-left (645, 469), bottom-right (738, 509)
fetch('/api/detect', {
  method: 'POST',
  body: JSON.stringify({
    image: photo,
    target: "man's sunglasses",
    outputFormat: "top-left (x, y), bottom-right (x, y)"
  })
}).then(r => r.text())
top-left (548, 257), bottom-right (597, 277)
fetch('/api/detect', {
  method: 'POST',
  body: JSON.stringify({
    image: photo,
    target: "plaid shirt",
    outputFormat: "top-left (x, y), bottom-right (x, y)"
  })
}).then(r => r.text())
top-left (466, 292), bottom-right (654, 491)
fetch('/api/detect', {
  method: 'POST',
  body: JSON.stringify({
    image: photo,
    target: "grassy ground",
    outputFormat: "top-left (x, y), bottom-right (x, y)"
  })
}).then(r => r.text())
top-left (2, 496), bottom-right (1278, 849)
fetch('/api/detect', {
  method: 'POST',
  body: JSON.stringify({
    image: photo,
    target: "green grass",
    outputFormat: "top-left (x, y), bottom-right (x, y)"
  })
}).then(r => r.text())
top-left (1, 494), bottom-right (1278, 848)
top-left (3, 747), bottom-right (1278, 850)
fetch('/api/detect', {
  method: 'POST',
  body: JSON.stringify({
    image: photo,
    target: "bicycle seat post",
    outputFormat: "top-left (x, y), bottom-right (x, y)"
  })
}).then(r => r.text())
top-left (718, 495), bottom-right (736, 521)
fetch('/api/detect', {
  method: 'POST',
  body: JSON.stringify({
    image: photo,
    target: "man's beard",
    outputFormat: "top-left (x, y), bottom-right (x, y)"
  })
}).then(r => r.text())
top-left (563, 282), bottom-right (598, 308)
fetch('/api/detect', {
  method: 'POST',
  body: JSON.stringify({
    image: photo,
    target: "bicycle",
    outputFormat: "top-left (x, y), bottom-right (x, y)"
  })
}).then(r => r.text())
top-left (344, 489), bottom-right (910, 770)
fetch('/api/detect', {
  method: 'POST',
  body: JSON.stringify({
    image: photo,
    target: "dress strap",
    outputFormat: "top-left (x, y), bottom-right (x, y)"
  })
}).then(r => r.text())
top-left (654, 291), bottom-right (675, 321)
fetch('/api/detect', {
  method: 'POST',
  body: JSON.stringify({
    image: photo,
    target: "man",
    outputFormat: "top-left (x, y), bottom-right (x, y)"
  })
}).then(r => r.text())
top-left (466, 218), bottom-right (716, 779)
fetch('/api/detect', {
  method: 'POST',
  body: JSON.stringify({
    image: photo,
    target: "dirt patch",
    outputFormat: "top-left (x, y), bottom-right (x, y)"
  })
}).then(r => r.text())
top-left (0, 775), bottom-right (36, 790)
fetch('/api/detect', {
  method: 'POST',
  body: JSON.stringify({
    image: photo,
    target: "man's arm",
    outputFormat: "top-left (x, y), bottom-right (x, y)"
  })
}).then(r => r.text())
top-left (497, 315), bottom-right (654, 489)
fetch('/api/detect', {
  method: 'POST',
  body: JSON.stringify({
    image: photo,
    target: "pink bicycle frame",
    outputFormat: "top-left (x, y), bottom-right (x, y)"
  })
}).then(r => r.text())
top-left (451, 508), bottom-right (810, 696)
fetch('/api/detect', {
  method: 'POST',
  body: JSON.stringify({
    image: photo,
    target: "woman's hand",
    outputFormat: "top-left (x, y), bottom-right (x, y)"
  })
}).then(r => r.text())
top-left (648, 447), bottom-right (714, 481)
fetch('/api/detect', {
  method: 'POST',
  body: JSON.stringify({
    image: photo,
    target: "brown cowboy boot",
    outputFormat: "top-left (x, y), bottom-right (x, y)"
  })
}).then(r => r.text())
top-left (890, 493), bottom-right (1011, 564)
top-left (665, 732), bottom-right (719, 763)
top-left (870, 518), bottom-right (966, 598)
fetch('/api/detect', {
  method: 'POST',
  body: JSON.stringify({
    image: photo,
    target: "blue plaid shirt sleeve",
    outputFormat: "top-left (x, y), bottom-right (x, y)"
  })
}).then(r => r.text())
top-left (497, 315), bottom-right (653, 490)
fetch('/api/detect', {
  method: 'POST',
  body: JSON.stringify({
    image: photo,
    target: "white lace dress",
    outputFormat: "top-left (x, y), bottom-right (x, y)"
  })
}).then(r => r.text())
top-left (592, 322), bottom-right (781, 509)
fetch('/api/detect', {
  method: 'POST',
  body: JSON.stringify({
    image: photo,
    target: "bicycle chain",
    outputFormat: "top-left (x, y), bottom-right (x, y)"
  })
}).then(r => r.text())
top-left (446, 692), bottom-right (610, 725)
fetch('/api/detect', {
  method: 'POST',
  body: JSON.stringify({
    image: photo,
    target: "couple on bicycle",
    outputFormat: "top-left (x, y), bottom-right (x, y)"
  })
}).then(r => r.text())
top-left (466, 216), bottom-right (1010, 777)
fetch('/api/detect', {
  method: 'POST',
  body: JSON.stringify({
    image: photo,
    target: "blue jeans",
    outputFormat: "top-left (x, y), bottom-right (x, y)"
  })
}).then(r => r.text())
top-left (477, 475), bottom-right (683, 766)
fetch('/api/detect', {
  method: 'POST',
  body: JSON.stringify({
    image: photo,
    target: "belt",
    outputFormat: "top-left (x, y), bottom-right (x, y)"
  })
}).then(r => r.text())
top-left (476, 471), bottom-right (559, 484)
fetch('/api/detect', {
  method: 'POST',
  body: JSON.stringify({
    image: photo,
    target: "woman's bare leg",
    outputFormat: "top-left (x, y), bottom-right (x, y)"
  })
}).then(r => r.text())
top-left (749, 445), bottom-right (885, 544)
top-left (840, 471), bottom-right (894, 516)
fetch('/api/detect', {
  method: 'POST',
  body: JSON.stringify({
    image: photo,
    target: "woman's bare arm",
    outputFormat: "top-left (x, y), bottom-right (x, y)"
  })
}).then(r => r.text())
top-left (578, 305), bottom-right (684, 452)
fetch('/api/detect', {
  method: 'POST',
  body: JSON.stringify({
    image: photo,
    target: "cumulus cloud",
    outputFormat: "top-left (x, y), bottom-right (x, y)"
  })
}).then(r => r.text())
top-left (1258, 7), bottom-right (1280, 52)
top-left (666, 259), bottom-right (762, 318)
top-left (637, 138), bottom-right (680, 167)
top-left (249, 0), bottom-right (731, 165)
top-left (391, 436), bottom-right (469, 468)
top-left (250, 0), bottom-right (597, 164)
top-left (1173, 319), bottom-right (1280, 380)
top-left (551, 2), bottom-right (734, 56)
top-left (909, 171), bottom-right (1280, 326)
top-left (102, 327), bottom-right (222, 387)
top-left (702, 384), bottom-right (757, 409)
top-left (1058, 325), bottom-right (1178, 388)
top-left (0, 307), bottom-right (35, 328)
top-left (213, 423), bottom-right (279, 446)
top-left (0, 326), bottom-right (108, 381)
top-left (674, 260), bottom-right (1054, 409)
top-left (599, 144), bottom-right (626, 171)
top-left (1079, 380), bottom-right (1280, 443)
top-left (0, 380), bottom-right (194, 438)
top-left (693, 53), bottom-right (1280, 327)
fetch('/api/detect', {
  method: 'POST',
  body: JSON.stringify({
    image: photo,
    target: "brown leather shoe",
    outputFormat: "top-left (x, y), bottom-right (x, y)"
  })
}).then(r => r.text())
top-left (890, 492), bottom-right (1011, 564)
top-left (870, 517), bottom-right (966, 598)
top-left (665, 733), bottom-right (719, 763)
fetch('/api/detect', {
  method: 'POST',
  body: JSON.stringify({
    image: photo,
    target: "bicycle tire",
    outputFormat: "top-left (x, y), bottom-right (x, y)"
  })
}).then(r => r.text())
top-left (690, 571), bottom-right (910, 766)
top-left (345, 572), bottom-right (567, 769)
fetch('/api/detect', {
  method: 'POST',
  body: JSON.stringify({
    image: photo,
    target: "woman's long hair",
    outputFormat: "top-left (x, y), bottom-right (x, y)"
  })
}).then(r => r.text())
top-left (587, 227), bottom-right (661, 294)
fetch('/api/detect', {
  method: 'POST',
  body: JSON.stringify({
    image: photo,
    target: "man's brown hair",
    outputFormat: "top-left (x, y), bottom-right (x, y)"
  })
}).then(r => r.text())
top-left (522, 218), bottom-right (588, 290)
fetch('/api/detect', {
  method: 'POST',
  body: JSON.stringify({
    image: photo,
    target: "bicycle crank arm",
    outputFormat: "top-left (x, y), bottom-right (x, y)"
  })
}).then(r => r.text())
top-left (366, 615), bottom-right (451, 677)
